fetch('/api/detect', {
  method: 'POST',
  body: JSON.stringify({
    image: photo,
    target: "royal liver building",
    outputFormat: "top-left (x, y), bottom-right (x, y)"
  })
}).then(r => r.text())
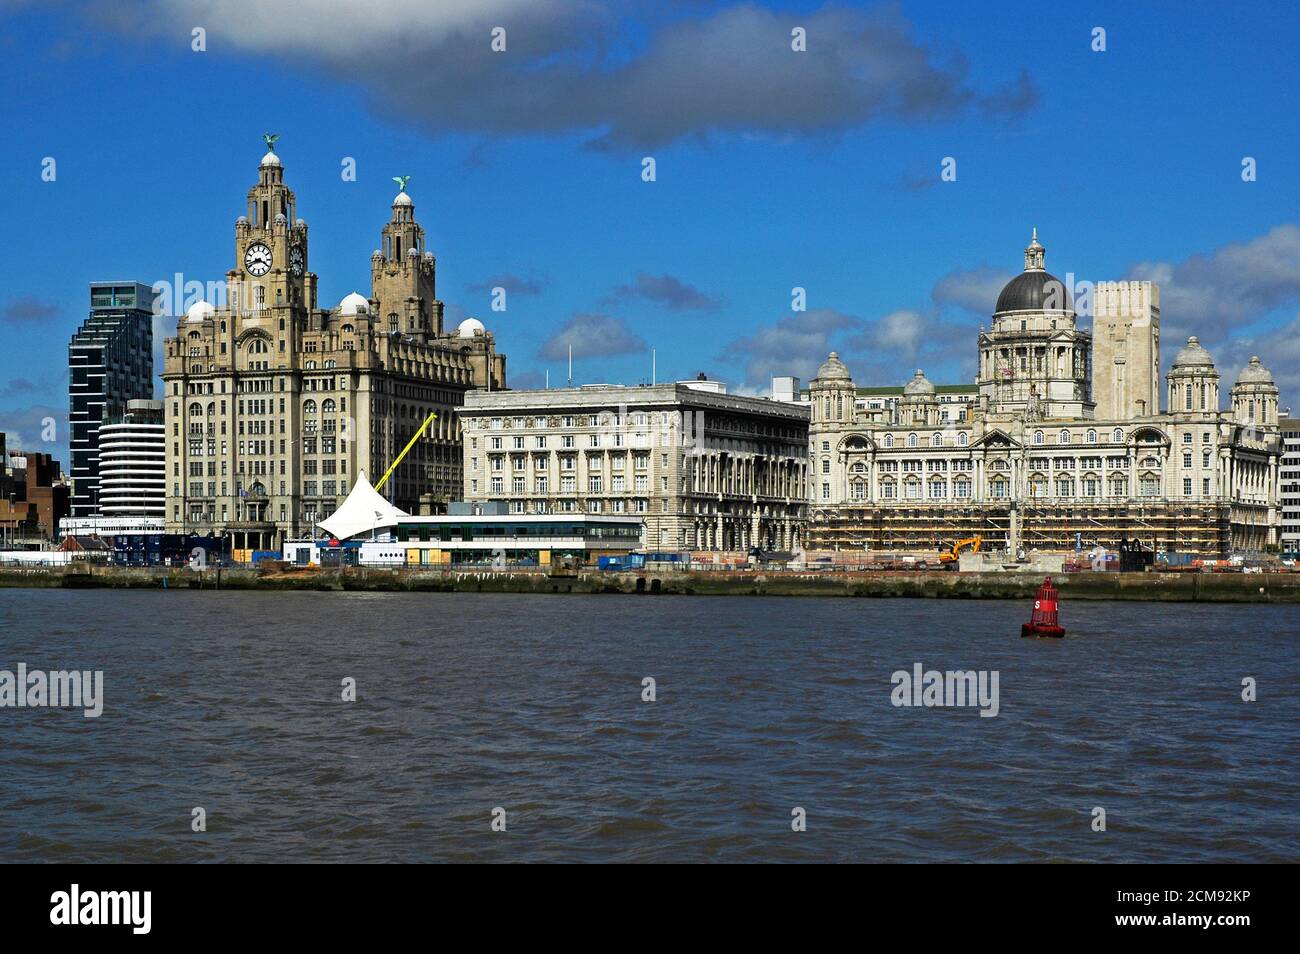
top-left (162, 141), bottom-right (506, 549)
top-left (807, 232), bottom-right (1281, 556)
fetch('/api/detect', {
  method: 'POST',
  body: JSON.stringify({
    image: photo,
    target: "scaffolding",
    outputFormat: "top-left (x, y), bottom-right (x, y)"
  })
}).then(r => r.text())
top-left (805, 501), bottom-right (1233, 557)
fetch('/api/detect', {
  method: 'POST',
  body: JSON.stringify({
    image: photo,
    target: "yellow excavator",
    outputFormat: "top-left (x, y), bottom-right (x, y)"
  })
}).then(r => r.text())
top-left (938, 534), bottom-right (982, 567)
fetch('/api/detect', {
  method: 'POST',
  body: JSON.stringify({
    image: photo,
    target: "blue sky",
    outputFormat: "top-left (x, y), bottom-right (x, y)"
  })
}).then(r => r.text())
top-left (2, 0), bottom-right (1299, 464)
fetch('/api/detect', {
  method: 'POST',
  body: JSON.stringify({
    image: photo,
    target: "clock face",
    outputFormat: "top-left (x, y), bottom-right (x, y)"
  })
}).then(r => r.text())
top-left (244, 242), bottom-right (273, 276)
top-left (288, 245), bottom-right (304, 277)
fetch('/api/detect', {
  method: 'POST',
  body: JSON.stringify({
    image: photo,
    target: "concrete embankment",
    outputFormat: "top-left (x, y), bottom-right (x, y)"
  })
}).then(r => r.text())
top-left (2, 565), bottom-right (1299, 602)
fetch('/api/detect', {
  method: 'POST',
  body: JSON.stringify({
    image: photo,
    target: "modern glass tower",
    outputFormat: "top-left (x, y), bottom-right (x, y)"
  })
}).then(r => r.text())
top-left (68, 282), bottom-right (157, 517)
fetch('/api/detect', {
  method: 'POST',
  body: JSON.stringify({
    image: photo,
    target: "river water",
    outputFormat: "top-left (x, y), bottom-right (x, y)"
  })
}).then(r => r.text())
top-left (1, 590), bottom-right (1295, 862)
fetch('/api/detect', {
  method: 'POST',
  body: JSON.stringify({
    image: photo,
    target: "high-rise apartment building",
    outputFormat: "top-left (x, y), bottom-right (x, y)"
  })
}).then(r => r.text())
top-left (98, 399), bottom-right (166, 519)
top-left (68, 282), bottom-right (157, 516)
top-left (1279, 413), bottom-right (1300, 554)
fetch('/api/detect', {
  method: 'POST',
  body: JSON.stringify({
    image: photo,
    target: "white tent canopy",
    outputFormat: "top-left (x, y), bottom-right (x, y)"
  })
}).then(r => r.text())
top-left (317, 471), bottom-right (409, 540)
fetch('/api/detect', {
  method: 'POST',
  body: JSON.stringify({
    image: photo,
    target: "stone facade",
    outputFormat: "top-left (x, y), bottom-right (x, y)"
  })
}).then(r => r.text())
top-left (1091, 281), bottom-right (1160, 420)
top-left (807, 233), bottom-right (1282, 557)
top-left (457, 383), bottom-right (810, 552)
top-left (162, 145), bottom-right (506, 549)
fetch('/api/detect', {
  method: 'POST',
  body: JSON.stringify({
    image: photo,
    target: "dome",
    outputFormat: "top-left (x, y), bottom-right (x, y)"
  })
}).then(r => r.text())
top-left (995, 270), bottom-right (1073, 313)
top-left (903, 369), bottom-right (935, 397)
top-left (371, 249), bottom-right (383, 259)
top-left (295, 218), bottom-right (306, 228)
top-left (1235, 356), bottom-right (1274, 386)
top-left (995, 228), bottom-right (1073, 314)
top-left (236, 215), bottom-right (248, 225)
top-left (407, 247), bottom-right (419, 257)
top-left (456, 317), bottom-right (485, 338)
top-left (393, 191), bottom-right (412, 207)
top-left (815, 352), bottom-right (851, 381)
top-left (274, 212), bottom-right (287, 225)
top-left (338, 292), bottom-right (370, 316)
top-left (260, 151), bottom-right (281, 167)
top-left (185, 300), bottom-right (215, 322)
top-left (1172, 336), bottom-right (1215, 369)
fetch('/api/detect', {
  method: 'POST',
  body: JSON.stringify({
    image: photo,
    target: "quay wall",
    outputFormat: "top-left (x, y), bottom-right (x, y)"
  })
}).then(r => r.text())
top-left (2, 565), bottom-right (1299, 602)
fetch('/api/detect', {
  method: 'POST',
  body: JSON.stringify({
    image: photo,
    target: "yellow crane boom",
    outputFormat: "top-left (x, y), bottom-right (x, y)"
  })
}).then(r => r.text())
top-left (374, 412), bottom-right (437, 493)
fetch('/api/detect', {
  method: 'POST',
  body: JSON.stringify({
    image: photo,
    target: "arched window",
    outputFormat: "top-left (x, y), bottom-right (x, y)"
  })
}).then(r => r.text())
top-left (907, 433), bottom-right (918, 448)
top-left (958, 432), bottom-right (968, 446)
top-left (1033, 430), bottom-right (1044, 445)
top-left (1112, 428), bottom-right (1123, 443)
top-left (884, 435), bottom-right (894, 448)
top-left (1086, 429), bottom-right (1097, 443)
top-left (931, 434), bottom-right (943, 448)
top-left (1059, 429), bottom-right (1070, 444)
top-left (188, 402), bottom-right (202, 417)
top-left (303, 400), bottom-right (318, 415)
top-left (322, 398), bottom-right (336, 415)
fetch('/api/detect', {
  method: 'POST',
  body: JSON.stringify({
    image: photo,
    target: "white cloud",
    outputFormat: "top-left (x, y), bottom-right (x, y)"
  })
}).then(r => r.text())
top-left (1126, 224), bottom-right (1300, 337)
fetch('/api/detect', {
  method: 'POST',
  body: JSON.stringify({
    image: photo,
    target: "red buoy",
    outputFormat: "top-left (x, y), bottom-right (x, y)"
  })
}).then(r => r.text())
top-left (1021, 576), bottom-right (1065, 638)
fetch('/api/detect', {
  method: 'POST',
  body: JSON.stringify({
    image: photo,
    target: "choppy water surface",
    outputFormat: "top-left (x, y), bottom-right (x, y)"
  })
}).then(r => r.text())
top-left (1, 590), bottom-right (1296, 862)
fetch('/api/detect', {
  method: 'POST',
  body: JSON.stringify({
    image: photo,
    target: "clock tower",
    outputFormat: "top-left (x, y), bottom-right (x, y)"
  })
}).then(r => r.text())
top-left (371, 180), bottom-right (442, 340)
top-left (229, 138), bottom-right (315, 331)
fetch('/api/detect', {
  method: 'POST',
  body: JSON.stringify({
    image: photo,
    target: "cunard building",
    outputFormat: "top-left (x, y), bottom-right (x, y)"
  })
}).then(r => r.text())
top-left (162, 141), bottom-right (506, 549)
top-left (806, 232), bottom-right (1281, 557)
